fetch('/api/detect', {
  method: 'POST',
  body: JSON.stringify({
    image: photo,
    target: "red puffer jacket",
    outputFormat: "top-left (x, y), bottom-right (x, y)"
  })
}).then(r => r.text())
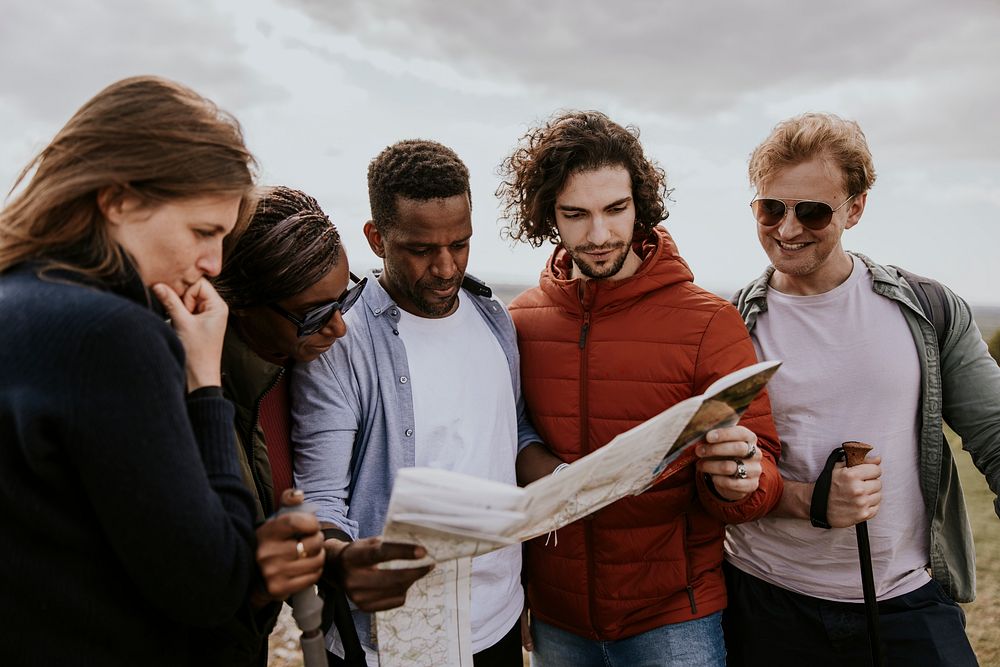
top-left (510, 227), bottom-right (781, 641)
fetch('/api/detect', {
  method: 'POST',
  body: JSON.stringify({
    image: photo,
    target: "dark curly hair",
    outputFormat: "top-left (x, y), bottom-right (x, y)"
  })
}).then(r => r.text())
top-left (214, 186), bottom-right (342, 309)
top-left (367, 139), bottom-right (471, 233)
top-left (497, 110), bottom-right (670, 247)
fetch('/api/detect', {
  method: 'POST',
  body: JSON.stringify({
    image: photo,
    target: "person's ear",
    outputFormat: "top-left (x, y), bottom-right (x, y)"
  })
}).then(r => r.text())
top-left (97, 186), bottom-right (141, 225)
top-left (844, 192), bottom-right (867, 230)
top-left (363, 220), bottom-right (386, 258)
top-left (97, 186), bottom-right (126, 224)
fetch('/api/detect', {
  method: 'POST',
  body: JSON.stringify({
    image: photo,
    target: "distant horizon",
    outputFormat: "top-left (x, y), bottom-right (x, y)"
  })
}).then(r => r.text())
top-left (350, 261), bottom-right (1000, 313)
top-left (477, 269), bottom-right (1000, 311)
top-left (477, 277), bottom-right (1000, 341)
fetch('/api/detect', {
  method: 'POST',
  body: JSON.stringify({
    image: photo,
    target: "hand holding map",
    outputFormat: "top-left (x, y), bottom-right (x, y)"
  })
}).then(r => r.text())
top-left (376, 359), bottom-right (781, 666)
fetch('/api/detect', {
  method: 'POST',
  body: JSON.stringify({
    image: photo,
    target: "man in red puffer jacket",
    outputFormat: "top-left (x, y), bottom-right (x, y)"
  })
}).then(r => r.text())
top-left (496, 110), bottom-right (782, 667)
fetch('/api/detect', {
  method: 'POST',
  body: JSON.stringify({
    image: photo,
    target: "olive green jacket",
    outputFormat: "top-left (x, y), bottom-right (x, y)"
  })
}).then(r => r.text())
top-left (222, 326), bottom-right (285, 523)
top-left (732, 252), bottom-right (1000, 603)
top-left (197, 327), bottom-right (285, 666)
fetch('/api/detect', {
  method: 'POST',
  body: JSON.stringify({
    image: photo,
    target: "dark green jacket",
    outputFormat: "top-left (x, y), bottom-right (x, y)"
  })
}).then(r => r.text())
top-left (223, 326), bottom-right (286, 523)
top-left (732, 252), bottom-right (1000, 603)
top-left (193, 327), bottom-right (286, 666)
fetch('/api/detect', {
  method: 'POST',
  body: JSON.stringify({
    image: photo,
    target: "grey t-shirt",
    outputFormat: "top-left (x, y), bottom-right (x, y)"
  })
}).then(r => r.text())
top-left (725, 256), bottom-right (931, 602)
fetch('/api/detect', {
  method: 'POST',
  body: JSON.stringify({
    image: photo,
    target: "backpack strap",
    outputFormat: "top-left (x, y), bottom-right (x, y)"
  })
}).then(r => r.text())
top-left (319, 527), bottom-right (367, 665)
top-left (892, 265), bottom-right (951, 354)
top-left (461, 273), bottom-right (493, 298)
top-left (890, 267), bottom-right (956, 496)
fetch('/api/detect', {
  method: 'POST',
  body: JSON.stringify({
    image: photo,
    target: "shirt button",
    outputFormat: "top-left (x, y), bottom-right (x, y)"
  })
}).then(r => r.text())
top-left (399, 376), bottom-right (408, 384)
top-left (404, 428), bottom-right (413, 437)
top-left (374, 308), bottom-right (381, 314)
top-left (390, 308), bottom-right (398, 316)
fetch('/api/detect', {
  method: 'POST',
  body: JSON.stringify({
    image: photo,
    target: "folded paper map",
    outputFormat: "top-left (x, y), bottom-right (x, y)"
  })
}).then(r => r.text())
top-left (376, 359), bottom-right (781, 666)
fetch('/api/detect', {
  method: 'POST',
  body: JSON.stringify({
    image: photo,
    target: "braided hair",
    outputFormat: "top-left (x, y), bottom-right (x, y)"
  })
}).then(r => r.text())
top-left (214, 186), bottom-right (341, 309)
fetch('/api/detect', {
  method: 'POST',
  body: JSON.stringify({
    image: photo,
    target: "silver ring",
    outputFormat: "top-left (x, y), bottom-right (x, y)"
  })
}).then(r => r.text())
top-left (734, 461), bottom-right (748, 480)
top-left (296, 541), bottom-right (307, 559)
top-left (745, 441), bottom-right (758, 459)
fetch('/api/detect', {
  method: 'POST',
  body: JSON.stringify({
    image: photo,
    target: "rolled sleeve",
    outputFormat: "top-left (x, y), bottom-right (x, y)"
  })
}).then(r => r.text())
top-left (291, 345), bottom-right (361, 540)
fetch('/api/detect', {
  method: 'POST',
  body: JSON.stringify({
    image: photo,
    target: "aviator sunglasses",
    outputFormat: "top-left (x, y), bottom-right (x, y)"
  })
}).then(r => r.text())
top-left (269, 272), bottom-right (367, 337)
top-left (750, 194), bottom-right (856, 231)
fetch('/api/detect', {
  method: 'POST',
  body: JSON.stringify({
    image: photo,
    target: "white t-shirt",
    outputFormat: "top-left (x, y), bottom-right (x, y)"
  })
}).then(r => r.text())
top-left (725, 256), bottom-right (931, 602)
top-left (397, 291), bottom-right (523, 652)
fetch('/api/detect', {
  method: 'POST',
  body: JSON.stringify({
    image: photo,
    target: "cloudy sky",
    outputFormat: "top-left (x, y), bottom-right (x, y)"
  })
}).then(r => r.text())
top-left (2, 0), bottom-right (998, 303)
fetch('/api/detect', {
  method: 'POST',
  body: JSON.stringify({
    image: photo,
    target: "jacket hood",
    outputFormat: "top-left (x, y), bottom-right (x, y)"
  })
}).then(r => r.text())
top-left (539, 226), bottom-right (694, 315)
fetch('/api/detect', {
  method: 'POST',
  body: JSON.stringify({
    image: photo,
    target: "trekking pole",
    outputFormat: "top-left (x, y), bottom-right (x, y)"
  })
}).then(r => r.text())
top-left (291, 584), bottom-right (327, 667)
top-left (277, 503), bottom-right (328, 667)
top-left (842, 441), bottom-right (884, 667)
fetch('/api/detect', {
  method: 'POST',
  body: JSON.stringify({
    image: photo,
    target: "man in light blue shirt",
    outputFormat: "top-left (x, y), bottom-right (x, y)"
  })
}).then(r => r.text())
top-left (293, 139), bottom-right (538, 666)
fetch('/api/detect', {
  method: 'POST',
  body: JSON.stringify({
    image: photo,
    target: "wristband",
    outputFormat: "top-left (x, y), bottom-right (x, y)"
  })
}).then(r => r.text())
top-left (322, 527), bottom-right (352, 542)
top-left (186, 385), bottom-right (223, 400)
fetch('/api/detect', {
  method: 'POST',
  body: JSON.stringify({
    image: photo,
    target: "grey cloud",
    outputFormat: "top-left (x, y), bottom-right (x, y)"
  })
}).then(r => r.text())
top-left (286, 0), bottom-right (1000, 158)
top-left (256, 18), bottom-right (274, 38)
top-left (278, 34), bottom-right (536, 131)
top-left (0, 0), bottom-right (284, 124)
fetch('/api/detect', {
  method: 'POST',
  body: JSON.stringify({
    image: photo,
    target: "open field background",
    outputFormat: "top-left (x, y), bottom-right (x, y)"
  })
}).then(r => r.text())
top-left (955, 429), bottom-right (1000, 664)
top-left (972, 306), bottom-right (1000, 343)
top-left (267, 306), bottom-right (1000, 666)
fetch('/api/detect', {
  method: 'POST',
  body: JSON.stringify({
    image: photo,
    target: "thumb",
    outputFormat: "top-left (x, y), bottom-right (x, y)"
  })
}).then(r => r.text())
top-left (152, 284), bottom-right (187, 319)
top-left (278, 488), bottom-right (305, 509)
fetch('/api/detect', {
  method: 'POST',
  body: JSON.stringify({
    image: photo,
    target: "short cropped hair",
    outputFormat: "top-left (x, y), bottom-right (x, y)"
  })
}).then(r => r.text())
top-left (749, 112), bottom-right (877, 196)
top-left (367, 139), bottom-right (471, 233)
top-left (497, 110), bottom-right (669, 247)
top-left (214, 186), bottom-right (341, 309)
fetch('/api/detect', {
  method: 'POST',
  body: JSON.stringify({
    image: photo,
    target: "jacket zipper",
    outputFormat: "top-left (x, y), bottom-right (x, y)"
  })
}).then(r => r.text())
top-left (247, 367), bottom-right (285, 516)
top-left (578, 306), bottom-right (600, 635)
top-left (681, 513), bottom-right (697, 614)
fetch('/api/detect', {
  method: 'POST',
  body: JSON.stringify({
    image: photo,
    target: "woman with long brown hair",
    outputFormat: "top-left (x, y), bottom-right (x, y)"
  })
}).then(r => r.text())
top-left (0, 76), bottom-right (323, 665)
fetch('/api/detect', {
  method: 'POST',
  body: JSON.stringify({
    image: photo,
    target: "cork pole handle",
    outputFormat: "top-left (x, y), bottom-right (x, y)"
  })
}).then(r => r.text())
top-left (842, 441), bottom-right (873, 468)
top-left (841, 438), bottom-right (883, 665)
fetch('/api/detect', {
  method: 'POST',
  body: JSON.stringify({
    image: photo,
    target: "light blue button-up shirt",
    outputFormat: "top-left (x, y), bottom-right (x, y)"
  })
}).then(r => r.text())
top-left (291, 270), bottom-right (539, 650)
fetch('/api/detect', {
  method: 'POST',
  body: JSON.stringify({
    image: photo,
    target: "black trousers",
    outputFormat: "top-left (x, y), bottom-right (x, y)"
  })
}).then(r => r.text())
top-left (473, 620), bottom-right (523, 667)
top-left (722, 562), bottom-right (978, 666)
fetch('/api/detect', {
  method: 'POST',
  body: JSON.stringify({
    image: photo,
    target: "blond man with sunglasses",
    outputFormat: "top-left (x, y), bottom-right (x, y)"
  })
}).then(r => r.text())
top-left (723, 113), bottom-right (999, 666)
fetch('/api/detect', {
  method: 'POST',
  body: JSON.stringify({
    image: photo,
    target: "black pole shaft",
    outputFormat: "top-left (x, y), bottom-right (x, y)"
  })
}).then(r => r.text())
top-left (854, 521), bottom-right (883, 667)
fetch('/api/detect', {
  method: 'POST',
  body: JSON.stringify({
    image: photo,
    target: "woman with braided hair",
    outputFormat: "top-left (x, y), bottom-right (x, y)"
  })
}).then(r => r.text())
top-left (213, 186), bottom-right (433, 666)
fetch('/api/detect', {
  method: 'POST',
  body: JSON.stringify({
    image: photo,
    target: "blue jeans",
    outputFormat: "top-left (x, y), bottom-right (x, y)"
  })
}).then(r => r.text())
top-left (530, 613), bottom-right (726, 667)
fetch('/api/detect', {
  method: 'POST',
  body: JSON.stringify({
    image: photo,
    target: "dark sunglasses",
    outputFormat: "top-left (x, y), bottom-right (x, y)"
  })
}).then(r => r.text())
top-left (750, 194), bottom-right (855, 231)
top-left (269, 273), bottom-right (367, 337)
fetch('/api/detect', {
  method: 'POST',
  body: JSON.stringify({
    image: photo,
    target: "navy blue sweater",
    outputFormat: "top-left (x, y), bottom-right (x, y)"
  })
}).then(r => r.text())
top-left (0, 264), bottom-right (256, 666)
